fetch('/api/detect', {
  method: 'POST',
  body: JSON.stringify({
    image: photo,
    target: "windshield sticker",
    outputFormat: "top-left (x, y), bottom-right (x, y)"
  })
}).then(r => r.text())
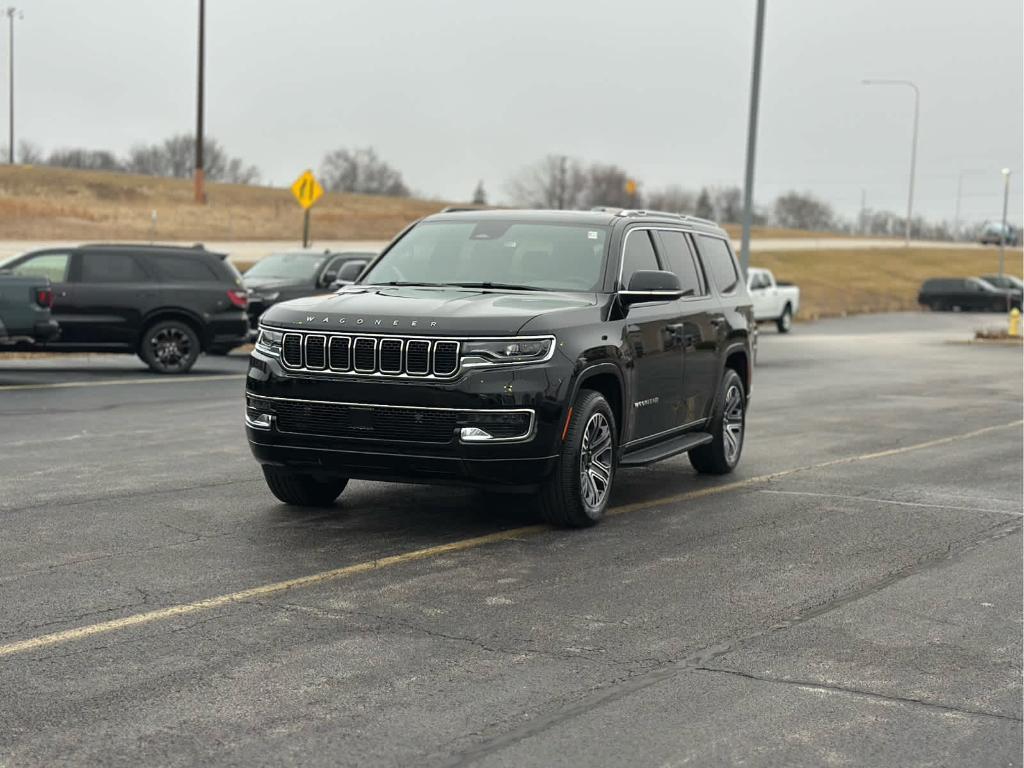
top-left (588, 231), bottom-right (598, 239)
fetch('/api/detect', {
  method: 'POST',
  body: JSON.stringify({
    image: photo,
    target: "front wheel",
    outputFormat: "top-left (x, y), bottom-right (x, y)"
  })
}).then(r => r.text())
top-left (536, 390), bottom-right (617, 528)
top-left (689, 369), bottom-right (746, 475)
top-left (776, 304), bottom-right (793, 333)
top-left (262, 466), bottom-right (348, 506)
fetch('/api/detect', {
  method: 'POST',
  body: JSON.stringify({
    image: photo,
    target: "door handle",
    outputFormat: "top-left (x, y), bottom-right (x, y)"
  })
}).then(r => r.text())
top-left (57, 290), bottom-right (69, 298)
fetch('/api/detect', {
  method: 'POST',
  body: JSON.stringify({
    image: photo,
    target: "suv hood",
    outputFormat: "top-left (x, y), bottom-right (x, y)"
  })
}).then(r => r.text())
top-left (259, 286), bottom-right (597, 336)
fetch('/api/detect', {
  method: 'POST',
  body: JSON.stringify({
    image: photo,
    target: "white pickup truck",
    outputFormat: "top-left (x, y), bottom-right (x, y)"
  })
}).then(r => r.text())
top-left (747, 267), bottom-right (800, 333)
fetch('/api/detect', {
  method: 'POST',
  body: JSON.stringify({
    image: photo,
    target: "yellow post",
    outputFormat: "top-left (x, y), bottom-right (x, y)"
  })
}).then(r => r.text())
top-left (1009, 308), bottom-right (1021, 338)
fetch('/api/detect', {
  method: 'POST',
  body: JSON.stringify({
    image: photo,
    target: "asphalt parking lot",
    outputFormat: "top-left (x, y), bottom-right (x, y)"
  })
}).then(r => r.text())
top-left (0, 312), bottom-right (1021, 767)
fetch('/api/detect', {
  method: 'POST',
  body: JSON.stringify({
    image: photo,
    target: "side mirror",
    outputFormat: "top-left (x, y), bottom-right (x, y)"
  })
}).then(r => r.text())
top-left (320, 270), bottom-right (338, 287)
top-left (329, 279), bottom-right (353, 291)
top-left (620, 270), bottom-right (684, 305)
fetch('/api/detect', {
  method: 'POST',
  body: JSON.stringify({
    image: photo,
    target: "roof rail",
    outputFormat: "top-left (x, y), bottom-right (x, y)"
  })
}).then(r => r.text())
top-left (588, 207), bottom-right (719, 227)
top-left (81, 242), bottom-right (209, 251)
top-left (439, 206), bottom-right (489, 214)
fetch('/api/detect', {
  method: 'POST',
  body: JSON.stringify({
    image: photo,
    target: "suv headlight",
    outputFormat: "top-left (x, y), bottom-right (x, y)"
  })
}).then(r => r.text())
top-left (255, 327), bottom-right (283, 355)
top-left (460, 337), bottom-right (554, 366)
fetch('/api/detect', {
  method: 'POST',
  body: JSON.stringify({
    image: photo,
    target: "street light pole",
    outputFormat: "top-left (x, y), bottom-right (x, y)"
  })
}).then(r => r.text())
top-left (739, 0), bottom-right (766, 274)
top-left (863, 79), bottom-right (919, 246)
top-left (5, 7), bottom-right (21, 165)
top-left (194, 0), bottom-right (206, 204)
top-left (999, 168), bottom-right (1011, 278)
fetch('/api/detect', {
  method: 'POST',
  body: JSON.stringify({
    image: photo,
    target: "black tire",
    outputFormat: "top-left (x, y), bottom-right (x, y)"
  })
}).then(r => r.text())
top-left (138, 319), bottom-right (201, 374)
top-left (776, 304), bottom-right (793, 333)
top-left (689, 369), bottom-right (746, 475)
top-left (262, 465), bottom-right (348, 507)
top-left (536, 390), bottom-right (616, 528)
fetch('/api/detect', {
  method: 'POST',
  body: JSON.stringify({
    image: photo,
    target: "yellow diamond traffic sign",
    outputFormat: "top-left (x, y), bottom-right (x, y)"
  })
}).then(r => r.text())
top-left (291, 170), bottom-right (324, 210)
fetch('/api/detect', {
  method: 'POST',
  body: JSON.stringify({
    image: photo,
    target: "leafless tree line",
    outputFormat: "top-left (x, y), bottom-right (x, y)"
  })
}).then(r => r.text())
top-left (14, 135), bottom-right (261, 184)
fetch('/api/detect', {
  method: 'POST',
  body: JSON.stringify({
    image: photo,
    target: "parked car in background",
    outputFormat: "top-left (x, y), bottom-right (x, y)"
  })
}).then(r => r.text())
top-left (0, 272), bottom-right (60, 345)
top-left (1, 244), bottom-right (249, 373)
top-left (917, 277), bottom-right (1022, 312)
top-left (980, 274), bottom-right (1024, 293)
top-left (746, 267), bottom-right (800, 332)
top-left (979, 222), bottom-right (1022, 246)
top-left (243, 250), bottom-right (376, 329)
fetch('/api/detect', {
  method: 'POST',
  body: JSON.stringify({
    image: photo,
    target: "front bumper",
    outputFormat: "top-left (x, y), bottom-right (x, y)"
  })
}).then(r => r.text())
top-left (244, 348), bottom-right (573, 489)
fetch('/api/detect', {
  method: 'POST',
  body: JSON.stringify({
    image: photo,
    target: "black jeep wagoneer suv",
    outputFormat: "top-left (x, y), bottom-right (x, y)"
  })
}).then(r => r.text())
top-left (245, 208), bottom-right (754, 527)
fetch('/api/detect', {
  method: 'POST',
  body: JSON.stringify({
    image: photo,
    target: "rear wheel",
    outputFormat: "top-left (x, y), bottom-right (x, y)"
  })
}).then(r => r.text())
top-left (689, 369), bottom-right (746, 475)
top-left (536, 390), bottom-right (616, 528)
top-left (776, 304), bottom-right (793, 333)
top-left (262, 466), bottom-right (348, 506)
top-left (139, 319), bottom-right (200, 374)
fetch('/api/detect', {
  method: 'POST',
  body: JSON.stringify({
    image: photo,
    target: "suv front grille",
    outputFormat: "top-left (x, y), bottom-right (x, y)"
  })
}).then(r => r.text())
top-left (279, 331), bottom-right (462, 379)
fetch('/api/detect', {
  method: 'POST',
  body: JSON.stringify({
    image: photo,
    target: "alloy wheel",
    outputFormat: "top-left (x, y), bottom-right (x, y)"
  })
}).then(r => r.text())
top-left (579, 412), bottom-right (613, 509)
top-left (151, 327), bottom-right (192, 371)
top-left (722, 384), bottom-right (744, 465)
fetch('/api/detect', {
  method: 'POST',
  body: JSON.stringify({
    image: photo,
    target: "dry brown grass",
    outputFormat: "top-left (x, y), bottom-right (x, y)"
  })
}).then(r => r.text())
top-left (0, 165), bottom-right (454, 240)
top-left (0, 165), bottom-right (843, 242)
top-left (754, 247), bottom-right (1024, 319)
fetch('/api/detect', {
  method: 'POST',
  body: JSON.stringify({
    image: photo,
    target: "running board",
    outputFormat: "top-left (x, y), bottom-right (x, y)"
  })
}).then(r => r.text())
top-left (619, 432), bottom-right (713, 467)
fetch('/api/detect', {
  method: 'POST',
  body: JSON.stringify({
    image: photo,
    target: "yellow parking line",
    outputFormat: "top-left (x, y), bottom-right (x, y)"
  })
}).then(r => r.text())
top-left (0, 419), bottom-right (1018, 658)
top-left (0, 374), bottom-right (243, 392)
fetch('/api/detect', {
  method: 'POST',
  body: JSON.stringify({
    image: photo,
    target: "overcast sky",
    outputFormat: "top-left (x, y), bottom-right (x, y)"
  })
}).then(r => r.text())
top-left (14, 0), bottom-right (1024, 224)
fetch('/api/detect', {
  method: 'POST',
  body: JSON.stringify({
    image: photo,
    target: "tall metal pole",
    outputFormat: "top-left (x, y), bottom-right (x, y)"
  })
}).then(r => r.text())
top-left (739, 0), bottom-right (766, 274)
top-left (862, 79), bottom-right (919, 246)
top-left (999, 169), bottom-right (1011, 278)
top-left (6, 7), bottom-right (15, 165)
top-left (194, 0), bottom-right (205, 204)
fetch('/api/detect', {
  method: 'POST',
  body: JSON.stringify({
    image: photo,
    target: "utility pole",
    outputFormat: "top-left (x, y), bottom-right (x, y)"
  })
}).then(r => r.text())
top-left (739, 0), bottom-right (766, 274)
top-left (862, 79), bottom-right (919, 246)
top-left (999, 168), bottom-right (1011, 278)
top-left (859, 188), bottom-right (867, 235)
top-left (5, 7), bottom-right (21, 165)
top-left (194, 0), bottom-right (206, 203)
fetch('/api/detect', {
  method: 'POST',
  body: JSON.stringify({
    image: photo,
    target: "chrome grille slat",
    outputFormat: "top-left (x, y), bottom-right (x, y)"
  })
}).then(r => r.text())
top-left (270, 331), bottom-right (466, 379)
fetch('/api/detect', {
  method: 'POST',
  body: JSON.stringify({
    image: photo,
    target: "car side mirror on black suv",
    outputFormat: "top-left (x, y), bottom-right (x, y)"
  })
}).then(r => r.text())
top-left (620, 270), bottom-right (685, 305)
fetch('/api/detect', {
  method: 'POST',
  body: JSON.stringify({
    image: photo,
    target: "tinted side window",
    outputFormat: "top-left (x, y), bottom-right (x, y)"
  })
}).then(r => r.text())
top-left (337, 260), bottom-right (367, 281)
top-left (9, 252), bottom-right (70, 281)
top-left (148, 254), bottom-right (220, 283)
top-left (79, 252), bottom-right (150, 283)
top-left (694, 235), bottom-right (739, 294)
top-left (621, 230), bottom-right (660, 288)
top-left (656, 231), bottom-right (704, 296)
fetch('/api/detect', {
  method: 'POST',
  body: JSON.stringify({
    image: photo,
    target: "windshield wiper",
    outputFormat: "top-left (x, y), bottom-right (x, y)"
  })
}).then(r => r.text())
top-left (445, 282), bottom-right (546, 291)
top-left (371, 281), bottom-right (448, 287)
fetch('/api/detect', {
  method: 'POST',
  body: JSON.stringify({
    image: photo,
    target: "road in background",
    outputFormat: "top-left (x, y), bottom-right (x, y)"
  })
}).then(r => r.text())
top-left (0, 237), bottom-right (996, 264)
top-left (0, 313), bottom-right (1020, 766)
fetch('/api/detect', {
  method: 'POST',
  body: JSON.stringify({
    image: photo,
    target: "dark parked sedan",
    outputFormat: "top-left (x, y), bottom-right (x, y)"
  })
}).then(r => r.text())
top-left (243, 250), bottom-right (375, 329)
top-left (918, 277), bottom-right (1021, 312)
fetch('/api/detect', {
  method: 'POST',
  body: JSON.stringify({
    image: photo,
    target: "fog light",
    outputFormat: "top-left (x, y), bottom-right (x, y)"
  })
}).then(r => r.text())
top-left (460, 426), bottom-right (494, 441)
top-left (246, 411), bottom-right (273, 429)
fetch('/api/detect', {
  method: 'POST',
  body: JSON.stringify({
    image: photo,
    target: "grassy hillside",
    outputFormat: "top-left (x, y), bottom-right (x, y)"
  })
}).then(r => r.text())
top-left (0, 165), bottom-right (839, 242)
top-left (754, 247), bottom-right (1024, 319)
top-left (0, 165), bottom-right (453, 241)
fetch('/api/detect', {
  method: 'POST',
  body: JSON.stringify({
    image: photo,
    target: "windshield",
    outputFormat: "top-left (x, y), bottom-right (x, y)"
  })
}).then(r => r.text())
top-left (244, 253), bottom-right (325, 280)
top-left (360, 220), bottom-right (609, 292)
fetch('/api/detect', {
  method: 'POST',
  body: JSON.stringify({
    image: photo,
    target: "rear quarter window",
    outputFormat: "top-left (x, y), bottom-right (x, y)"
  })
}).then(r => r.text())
top-left (694, 235), bottom-right (740, 294)
top-left (147, 254), bottom-right (222, 283)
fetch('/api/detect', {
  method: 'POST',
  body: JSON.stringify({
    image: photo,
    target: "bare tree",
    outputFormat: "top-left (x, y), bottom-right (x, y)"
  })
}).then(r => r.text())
top-left (472, 180), bottom-right (487, 205)
top-left (319, 147), bottom-right (409, 196)
top-left (695, 187), bottom-right (714, 219)
top-left (17, 140), bottom-right (43, 164)
top-left (583, 163), bottom-right (636, 208)
top-left (773, 191), bottom-right (834, 231)
top-left (46, 148), bottom-right (124, 172)
top-left (710, 186), bottom-right (742, 223)
top-left (505, 155), bottom-right (587, 209)
top-left (645, 185), bottom-right (696, 214)
top-left (125, 134), bottom-right (260, 184)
